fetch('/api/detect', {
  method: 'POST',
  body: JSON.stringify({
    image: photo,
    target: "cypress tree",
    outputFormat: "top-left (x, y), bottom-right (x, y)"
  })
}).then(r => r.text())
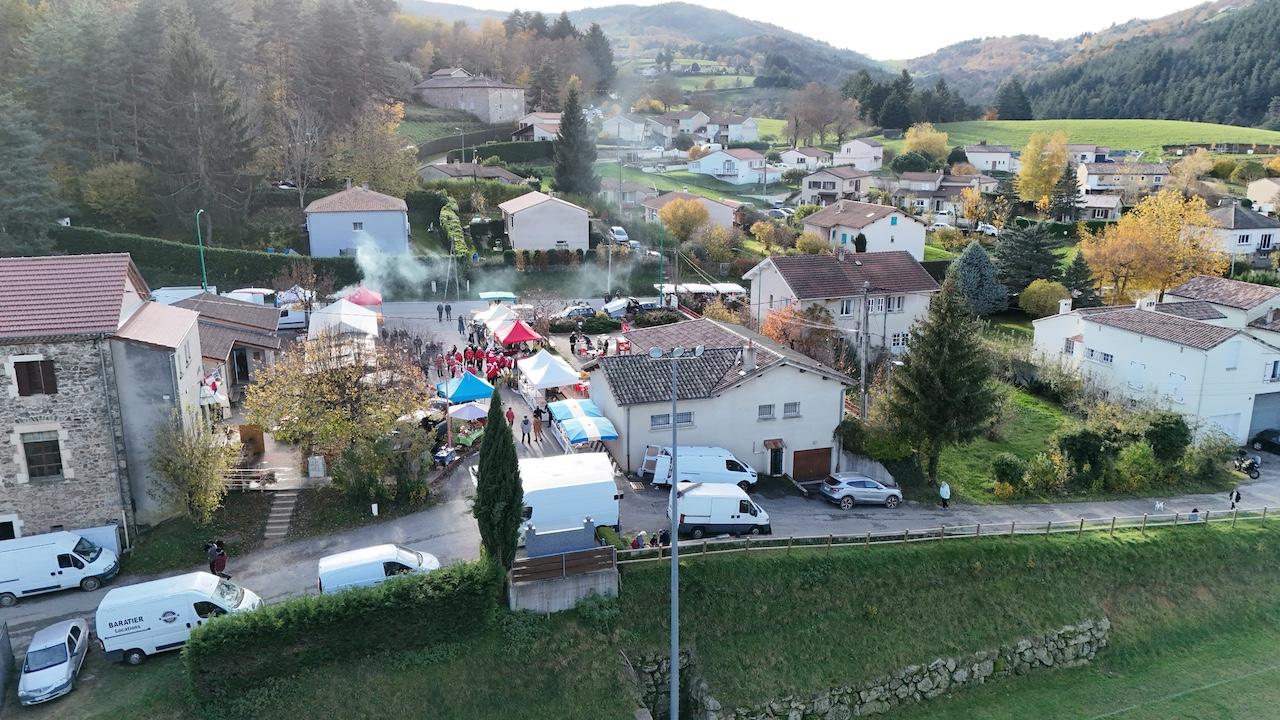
top-left (1048, 164), bottom-right (1081, 222)
top-left (583, 23), bottom-right (616, 95)
top-left (472, 387), bottom-right (523, 569)
top-left (553, 79), bottom-right (599, 195)
top-left (1062, 253), bottom-right (1102, 308)
top-left (992, 221), bottom-right (1060, 295)
top-left (948, 241), bottom-right (1008, 316)
top-left (884, 277), bottom-right (1000, 482)
top-left (994, 77), bottom-right (1033, 120)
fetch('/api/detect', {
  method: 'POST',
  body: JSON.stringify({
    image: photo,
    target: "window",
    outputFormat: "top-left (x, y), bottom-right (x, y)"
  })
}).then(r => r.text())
top-left (889, 296), bottom-right (904, 312)
top-left (0, 521), bottom-right (15, 541)
top-left (839, 299), bottom-right (854, 316)
top-left (1063, 338), bottom-right (1075, 355)
top-left (783, 402), bottom-right (800, 418)
top-left (352, 222), bottom-right (364, 231)
top-left (1154, 175), bottom-right (1163, 184)
top-left (1101, 352), bottom-right (1114, 364)
top-left (1166, 373), bottom-right (1187, 403)
top-left (22, 431), bottom-right (62, 480)
top-left (1127, 360), bottom-right (1146, 390)
top-left (890, 216), bottom-right (897, 226)
top-left (1092, 208), bottom-right (1109, 219)
top-left (1224, 340), bottom-right (1240, 370)
top-left (758, 404), bottom-right (775, 420)
top-left (822, 181), bottom-right (835, 190)
top-left (867, 297), bottom-right (886, 313)
top-left (726, 460), bottom-right (746, 472)
top-left (1262, 234), bottom-right (1274, 250)
top-left (650, 413), bottom-right (671, 429)
top-left (674, 411), bottom-right (693, 426)
top-left (1267, 361), bottom-right (1280, 382)
top-left (57, 553), bottom-right (83, 570)
top-left (891, 332), bottom-right (909, 348)
top-left (840, 232), bottom-right (848, 245)
top-left (194, 601), bottom-right (226, 619)
top-left (1237, 234), bottom-right (1252, 246)
top-left (808, 181), bottom-right (821, 189)
top-left (383, 561), bottom-right (413, 577)
top-left (13, 359), bottom-right (57, 396)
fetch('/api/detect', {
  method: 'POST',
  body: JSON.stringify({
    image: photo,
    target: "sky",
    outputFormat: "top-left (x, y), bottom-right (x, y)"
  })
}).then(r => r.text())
top-left (456, 0), bottom-right (1209, 59)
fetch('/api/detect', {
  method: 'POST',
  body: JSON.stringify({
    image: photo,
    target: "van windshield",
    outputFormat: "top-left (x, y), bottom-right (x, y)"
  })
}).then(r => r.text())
top-left (24, 644), bottom-right (68, 673)
top-left (73, 537), bottom-right (102, 563)
top-left (213, 579), bottom-right (245, 608)
top-left (395, 546), bottom-right (424, 568)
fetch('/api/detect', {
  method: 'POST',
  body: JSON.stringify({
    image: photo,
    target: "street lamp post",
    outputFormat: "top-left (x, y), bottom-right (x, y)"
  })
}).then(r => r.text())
top-left (454, 126), bottom-right (467, 165)
top-left (193, 208), bottom-right (208, 290)
top-left (648, 343), bottom-right (705, 720)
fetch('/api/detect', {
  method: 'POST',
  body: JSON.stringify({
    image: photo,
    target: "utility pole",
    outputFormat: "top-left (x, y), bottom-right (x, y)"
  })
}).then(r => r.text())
top-left (860, 280), bottom-right (870, 418)
top-left (194, 209), bottom-right (208, 291)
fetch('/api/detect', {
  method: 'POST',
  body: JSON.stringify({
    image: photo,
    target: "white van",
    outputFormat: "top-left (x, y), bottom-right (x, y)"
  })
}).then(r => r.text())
top-left (95, 572), bottom-right (262, 665)
top-left (0, 532), bottom-right (120, 607)
top-left (671, 483), bottom-right (771, 539)
top-left (317, 544), bottom-right (440, 594)
top-left (516, 453), bottom-right (621, 542)
top-left (642, 445), bottom-right (757, 489)
top-left (277, 306), bottom-right (307, 330)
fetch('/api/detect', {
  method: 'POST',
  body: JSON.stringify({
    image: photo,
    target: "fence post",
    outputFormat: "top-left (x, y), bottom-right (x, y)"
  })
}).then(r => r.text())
top-left (1204, 510), bottom-right (1211, 526)
top-left (940, 524), bottom-right (946, 540)
top-left (703, 539), bottom-right (707, 556)
top-left (865, 531), bottom-right (871, 547)
top-left (787, 536), bottom-right (793, 554)
top-left (561, 553), bottom-right (567, 579)
top-left (1264, 507), bottom-right (1269, 523)
top-left (827, 534), bottom-right (832, 553)
top-left (1141, 514), bottom-right (1147, 535)
top-left (903, 528), bottom-right (909, 543)
top-left (1173, 512), bottom-right (1179, 528)
top-left (745, 535), bottom-right (751, 554)
top-left (976, 523), bottom-right (981, 538)
top-left (1077, 518), bottom-right (1084, 538)
top-left (1010, 521), bottom-right (1016, 536)
top-left (1046, 520), bottom-right (1052, 537)
top-left (1109, 516), bottom-right (1116, 536)
top-left (1233, 508), bottom-right (1238, 528)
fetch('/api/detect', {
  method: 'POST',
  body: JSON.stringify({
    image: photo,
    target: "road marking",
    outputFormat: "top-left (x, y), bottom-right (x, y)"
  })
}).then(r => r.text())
top-left (1084, 661), bottom-right (1280, 719)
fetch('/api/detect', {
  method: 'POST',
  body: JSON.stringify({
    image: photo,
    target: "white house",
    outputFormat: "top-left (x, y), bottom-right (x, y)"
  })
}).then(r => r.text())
top-left (1066, 144), bottom-right (1111, 164)
top-left (833, 138), bottom-right (884, 171)
top-left (798, 166), bottom-right (869, 206)
top-left (591, 318), bottom-right (852, 481)
top-left (1163, 275), bottom-right (1280, 328)
top-left (703, 114), bottom-right (758, 144)
top-left (743, 251), bottom-right (939, 352)
top-left (662, 110), bottom-right (710, 134)
top-left (1246, 177), bottom-right (1280, 216)
top-left (601, 113), bottom-right (649, 144)
top-left (963, 144), bottom-right (1019, 173)
top-left (304, 186), bottom-right (410, 257)
top-left (686, 148), bottom-right (784, 186)
top-left (642, 191), bottom-right (741, 230)
top-left (781, 147), bottom-right (834, 172)
top-left (1204, 204), bottom-right (1280, 256)
top-left (511, 112), bottom-right (560, 141)
top-left (1081, 193), bottom-right (1123, 221)
top-left (498, 191), bottom-right (589, 252)
top-left (1077, 162), bottom-right (1169, 198)
top-left (802, 200), bottom-right (927, 260)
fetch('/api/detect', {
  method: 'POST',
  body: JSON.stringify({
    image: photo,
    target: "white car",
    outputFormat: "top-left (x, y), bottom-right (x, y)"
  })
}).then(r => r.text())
top-left (610, 226), bottom-right (629, 244)
top-left (976, 222), bottom-right (999, 236)
top-left (18, 619), bottom-right (90, 706)
top-left (928, 221), bottom-right (953, 231)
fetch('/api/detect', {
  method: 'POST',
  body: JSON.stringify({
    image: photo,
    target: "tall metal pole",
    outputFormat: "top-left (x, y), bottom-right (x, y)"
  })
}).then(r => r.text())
top-left (194, 209), bottom-right (208, 290)
top-left (668, 355), bottom-right (680, 720)
top-left (860, 280), bottom-right (870, 418)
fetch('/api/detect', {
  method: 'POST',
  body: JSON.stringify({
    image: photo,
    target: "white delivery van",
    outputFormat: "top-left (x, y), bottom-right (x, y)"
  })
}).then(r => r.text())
top-left (317, 544), bottom-right (441, 594)
top-left (641, 445), bottom-right (757, 489)
top-left (0, 532), bottom-right (120, 607)
top-left (277, 306), bottom-right (307, 330)
top-left (516, 453), bottom-right (622, 543)
top-left (670, 483), bottom-right (771, 539)
top-left (95, 572), bottom-right (262, 665)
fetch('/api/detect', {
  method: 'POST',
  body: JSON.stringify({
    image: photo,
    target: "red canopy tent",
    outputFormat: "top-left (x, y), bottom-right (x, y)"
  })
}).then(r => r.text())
top-left (495, 320), bottom-right (541, 345)
top-left (346, 287), bottom-right (383, 306)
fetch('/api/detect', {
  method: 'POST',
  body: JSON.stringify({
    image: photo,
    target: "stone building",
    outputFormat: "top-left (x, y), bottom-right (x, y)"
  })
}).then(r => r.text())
top-left (412, 68), bottom-right (526, 125)
top-left (0, 254), bottom-right (201, 538)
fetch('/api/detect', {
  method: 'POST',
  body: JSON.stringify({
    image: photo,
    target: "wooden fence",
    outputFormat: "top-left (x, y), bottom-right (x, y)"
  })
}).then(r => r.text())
top-left (510, 546), bottom-right (617, 583)
top-left (615, 506), bottom-right (1272, 565)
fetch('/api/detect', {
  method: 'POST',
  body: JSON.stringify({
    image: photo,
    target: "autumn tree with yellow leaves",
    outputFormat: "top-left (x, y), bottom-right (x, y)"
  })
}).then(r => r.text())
top-left (658, 197), bottom-right (709, 243)
top-left (1016, 131), bottom-right (1068, 206)
top-left (1080, 190), bottom-right (1227, 303)
top-left (904, 122), bottom-right (949, 162)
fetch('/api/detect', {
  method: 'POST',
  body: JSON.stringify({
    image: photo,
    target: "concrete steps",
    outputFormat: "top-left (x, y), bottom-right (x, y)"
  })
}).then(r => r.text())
top-left (263, 490), bottom-right (299, 544)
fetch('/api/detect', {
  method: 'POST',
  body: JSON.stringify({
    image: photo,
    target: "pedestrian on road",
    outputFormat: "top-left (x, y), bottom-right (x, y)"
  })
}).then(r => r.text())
top-left (436, 303), bottom-right (444, 322)
top-left (569, 331), bottom-right (577, 356)
top-left (533, 415), bottom-right (543, 442)
top-left (1230, 488), bottom-right (1242, 509)
top-left (212, 544), bottom-right (229, 580)
top-left (939, 481), bottom-right (951, 509)
top-left (434, 354), bottom-right (445, 378)
top-left (532, 405), bottom-right (543, 422)
top-left (445, 303), bottom-right (452, 320)
top-left (205, 540), bottom-right (219, 574)
top-left (505, 406), bottom-right (515, 426)
top-left (457, 316), bottom-right (465, 335)
top-left (521, 416), bottom-right (532, 444)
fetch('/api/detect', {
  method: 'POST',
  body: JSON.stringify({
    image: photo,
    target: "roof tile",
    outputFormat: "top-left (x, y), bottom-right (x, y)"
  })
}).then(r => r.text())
top-left (757, 252), bottom-right (939, 299)
top-left (1167, 275), bottom-right (1280, 310)
top-left (0, 254), bottom-right (147, 338)
top-left (1086, 308), bottom-right (1238, 349)
top-left (305, 187), bottom-right (407, 214)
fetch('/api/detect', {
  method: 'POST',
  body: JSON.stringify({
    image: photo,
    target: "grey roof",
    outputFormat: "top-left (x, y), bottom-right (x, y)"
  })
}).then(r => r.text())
top-left (802, 200), bottom-right (905, 230)
top-left (896, 172), bottom-right (944, 183)
top-left (1086, 308), bottom-right (1238, 350)
top-left (788, 147), bottom-right (831, 158)
top-left (756, 252), bottom-right (939, 299)
top-left (1208, 204), bottom-right (1280, 231)
top-left (1167, 275), bottom-right (1280, 310)
top-left (1082, 162), bottom-right (1170, 175)
top-left (597, 348), bottom-right (741, 405)
top-left (174, 293), bottom-right (280, 332)
top-left (1153, 300), bottom-right (1228, 321)
top-left (847, 138), bottom-right (882, 148)
top-left (419, 163), bottom-right (527, 184)
top-left (964, 144), bottom-right (1015, 154)
top-left (811, 166), bottom-right (869, 180)
top-left (195, 320), bottom-right (281, 362)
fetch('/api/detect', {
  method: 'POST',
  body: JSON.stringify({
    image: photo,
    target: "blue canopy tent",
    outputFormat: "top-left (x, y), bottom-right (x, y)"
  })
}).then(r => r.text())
top-left (560, 416), bottom-right (619, 443)
top-left (436, 371), bottom-right (494, 403)
top-left (548, 399), bottom-right (605, 422)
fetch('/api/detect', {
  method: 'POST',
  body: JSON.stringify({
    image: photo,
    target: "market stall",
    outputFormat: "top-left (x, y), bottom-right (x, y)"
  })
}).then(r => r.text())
top-left (516, 349), bottom-right (580, 409)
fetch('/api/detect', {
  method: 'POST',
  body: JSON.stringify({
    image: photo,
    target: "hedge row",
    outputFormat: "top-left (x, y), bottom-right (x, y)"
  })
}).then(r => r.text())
top-left (439, 205), bottom-right (471, 257)
top-left (447, 140), bottom-right (554, 164)
top-left (183, 560), bottom-right (503, 699)
top-left (48, 226), bottom-right (361, 287)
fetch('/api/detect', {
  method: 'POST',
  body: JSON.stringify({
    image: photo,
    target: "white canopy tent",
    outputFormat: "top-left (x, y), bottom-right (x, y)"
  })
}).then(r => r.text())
top-left (517, 349), bottom-right (579, 390)
top-left (308, 298), bottom-right (378, 340)
top-left (474, 304), bottom-right (516, 327)
top-left (711, 282), bottom-right (747, 295)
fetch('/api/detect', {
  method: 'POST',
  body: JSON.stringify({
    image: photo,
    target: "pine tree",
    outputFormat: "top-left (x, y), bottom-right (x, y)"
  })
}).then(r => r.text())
top-left (548, 11), bottom-right (577, 40)
top-left (992, 222), bottom-right (1060, 295)
top-left (884, 277), bottom-right (1000, 482)
top-left (878, 90), bottom-right (912, 129)
top-left (1048, 164), bottom-right (1081, 222)
top-left (529, 59), bottom-right (561, 112)
top-left (948, 241), bottom-right (1008, 316)
top-left (553, 79), bottom-right (599, 195)
top-left (994, 77), bottom-right (1032, 120)
top-left (472, 388), bottom-right (523, 569)
top-left (0, 92), bottom-right (61, 239)
top-left (1062, 253), bottom-right (1102, 308)
top-left (583, 23), bottom-right (616, 95)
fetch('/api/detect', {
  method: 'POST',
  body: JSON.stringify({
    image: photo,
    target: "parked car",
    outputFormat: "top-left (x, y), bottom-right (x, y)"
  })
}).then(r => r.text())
top-left (928, 221), bottom-right (953, 231)
top-left (778, 207), bottom-right (796, 217)
top-left (671, 483), bottom-right (771, 539)
top-left (610, 226), bottom-right (629, 244)
top-left (317, 544), bottom-right (440, 594)
top-left (628, 240), bottom-right (643, 252)
top-left (767, 209), bottom-right (788, 219)
top-left (1250, 429), bottom-right (1280, 453)
top-left (553, 304), bottom-right (596, 320)
top-left (17, 619), bottom-right (91, 705)
top-left (975, 222), bottom-right (999, 237)
top-left (820, 473), bottom-right (902, 509)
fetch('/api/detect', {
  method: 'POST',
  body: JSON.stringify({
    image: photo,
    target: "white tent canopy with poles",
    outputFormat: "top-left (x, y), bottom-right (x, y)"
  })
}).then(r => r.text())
top-left (308, 299), bottom-right (378, 340)
top-left (517, 349), bottom-right (579, 390)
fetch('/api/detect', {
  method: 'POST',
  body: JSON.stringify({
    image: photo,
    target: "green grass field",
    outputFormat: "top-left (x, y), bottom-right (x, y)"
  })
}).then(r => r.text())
top-left (676, 74), bottom-right (755, 91)
top-left (121, 492), bottom-right (271, 576)
top-left (870, 119), bottom-right (1280, 160)
top-left (396, 104), bottom-right (489, 145)
top-left (756, 117), bottom-right (787, 143)
top-left (602, 163), bottom-right (765, 206)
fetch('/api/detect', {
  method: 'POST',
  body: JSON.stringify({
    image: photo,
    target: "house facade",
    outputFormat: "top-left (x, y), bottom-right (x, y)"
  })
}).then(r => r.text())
top-left (686, 148), bottom-right (783, 186)
top-left (884, 172), bottom-right (997, 219)
top-left (173, 293), bottom-right (282, 404)
top-left (412, 68), bottom-right (525, 125)
top-left (599, 179), bottom-right (659, 210)
top-left (591, 319), bottom-right (851, 481)
top-left (782, 148), bottom-right (834, 172)
top-left (1077, 162), bottom-right (1169, 198)
top-left (833, 138), bottom-right (883, 171)
top-left (1066, 144), bottom-right (1111, 163)
top-left (512, 112), bottom-right (560, 141)
top-left (1204, 204), bottom-right (1280, 256)
top-left (305, 186), bottom-right (410, 257)
top-left (601, 113), bottom-right (649, 144)
top-left (498, 191), bottom-right (589, 251)
top-left (798, 166), bottom-right (869, 206)
top-left (801, 200), bottom-right (927, 260)
top-left (743, 252), bottom-right (939, 352)
top-left (963, 144), bottom-right (1019, 172)
top-left (1247, 177), bottom-right (1280, 215)
top-left (703, 114), bottom-right (758, 144)
top-left (642, 191), bottom-right (741, 230)
top-left (1081, 193), bottom-right (1123, 221)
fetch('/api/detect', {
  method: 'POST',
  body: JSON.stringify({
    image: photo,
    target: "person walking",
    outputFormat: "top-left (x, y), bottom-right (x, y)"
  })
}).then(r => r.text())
top-left (205, 540), bottom-right (219, 574)
top-left (505, 406), bottom-right (515, 426)
top-left (520, 416), bottom-right (532, 444)
top-left (436, 303), bottom-right (444, 322)
top-left (445, 303), bottom-right (452, 320)
top-left (939, 481), bottom-right (951, 509)
top-left (532, 414), bottom-right (543, 442)
top-left (212, 544), bottom-right (229, 579)
top-left (569, 331), bottom-right (577, 356)
top-left (457, 315), bottom-right (465, 335)
top-left (1230, 488), bottom-right (1242, 510)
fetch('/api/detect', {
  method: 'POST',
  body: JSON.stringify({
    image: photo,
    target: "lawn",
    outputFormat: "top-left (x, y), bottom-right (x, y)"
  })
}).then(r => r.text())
top-left (924, 243), bottom-right (957, 261)
top-left (287, 486), bottom-right (428, 540)
top-left (121, 491), bottom-right (272, 577)
top-left (936, 388), bottom-right (1074, 503)
top-left (396, 104), bottom-right (489, 145)
top-left (983, 309), bottom-right (1035, 343)
top-left (868, 119), bottom-right (1280, 160)
top-left (601, 163), bottom-right (764, 206)
top-left (676, 74), bottom-right (754, 91)
top-left (756, 116), bottom-right (787, 142)
top-left (1054, 242), bottom-right (1079, 268)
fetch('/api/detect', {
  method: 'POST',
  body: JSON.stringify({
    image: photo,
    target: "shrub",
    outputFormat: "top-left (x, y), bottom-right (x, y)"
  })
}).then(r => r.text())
top-left (1114, 442), bottom-right (1160, 494)
top-left (1209, 158), bottom-right (1238, 180)
top-left (932, 226), bottom-right (967, 251)
top-left (1055, 426), bottom-right (1112, 490)
top-left (446, 140), bottom-right (553, 164)
top-left (581, 314), bottom-right (622, 334)
top-left (502, 249), bottom-right (516, 266)
top-left (991, 452), bottom-right (1027, 488)
top-left (184, 560), bottom-right (502, 699)
top-left (575, 592), bottom-right (621, 634)
top-left (1019, 279), bottom-right (1071, 318)
top-left (1145, 412), bottom-right (1192, 464)
top-left (992, 481), bottom-right (1018, 500)
top-left (596, 526), bottom-right (626, 550)
top-left (1178, 431), bottom-right (1237, 486)
top-left (1231, 160), bottom-right (1267, 184)
top-left (1021, 452), bottom-right (1064, 495)
top-left (439, 206), bottom-right (471, 258)
top-left (633, 310), bottom-right (683, 327)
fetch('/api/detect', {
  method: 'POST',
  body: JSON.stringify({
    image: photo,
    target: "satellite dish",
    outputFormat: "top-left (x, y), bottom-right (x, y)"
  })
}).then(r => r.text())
top-left (648, 347), bottom-right (664, 359)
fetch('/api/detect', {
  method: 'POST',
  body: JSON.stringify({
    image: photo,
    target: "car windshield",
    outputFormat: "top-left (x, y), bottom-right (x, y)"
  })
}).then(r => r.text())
top-left (213, 579), bottom-right (245, 608)
top-left (23, 644), bottom-right (68, 673)
top-left (73, 537), bottom-right (102, 563)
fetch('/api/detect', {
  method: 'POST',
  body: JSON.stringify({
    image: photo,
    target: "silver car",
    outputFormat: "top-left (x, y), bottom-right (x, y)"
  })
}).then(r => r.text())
top-left (18, 618), bottom-right (90, 705)
top-left (820, 473), bottom-right (902, 509)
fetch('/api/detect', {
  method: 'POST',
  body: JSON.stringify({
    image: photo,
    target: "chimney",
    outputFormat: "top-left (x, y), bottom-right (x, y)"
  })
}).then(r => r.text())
top-left (742, 340), bottom-right (756, 372)
top-left (345, 178), bottom-right (352, 190)
top-left (1058, 298), bottom-right (1073, 315)
top-left (1271, 308), bottom-right (1280, 324)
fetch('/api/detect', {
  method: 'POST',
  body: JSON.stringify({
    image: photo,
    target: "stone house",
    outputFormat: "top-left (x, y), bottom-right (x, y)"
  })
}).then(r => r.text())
top-left (412, 68), bottom-right (525, 125)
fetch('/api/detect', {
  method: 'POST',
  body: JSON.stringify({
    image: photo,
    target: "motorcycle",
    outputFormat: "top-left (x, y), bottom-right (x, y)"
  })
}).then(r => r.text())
top-left (1234, 452), bottom-right (1261, 480)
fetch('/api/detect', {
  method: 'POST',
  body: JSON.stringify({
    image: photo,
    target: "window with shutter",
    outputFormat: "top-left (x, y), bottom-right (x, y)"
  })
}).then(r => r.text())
top-left (14, 360), bottom-right (56, 396)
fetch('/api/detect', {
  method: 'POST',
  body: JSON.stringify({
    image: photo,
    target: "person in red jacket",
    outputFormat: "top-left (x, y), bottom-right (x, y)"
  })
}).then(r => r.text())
top-left (505, 406), bottom-right (515, 426)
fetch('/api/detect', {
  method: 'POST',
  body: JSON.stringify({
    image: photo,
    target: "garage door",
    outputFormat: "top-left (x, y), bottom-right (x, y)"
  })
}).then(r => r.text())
top-left (791, 448), bottom-right (832, 482)
top-left (1250, 392), bottom-right (1280, 438)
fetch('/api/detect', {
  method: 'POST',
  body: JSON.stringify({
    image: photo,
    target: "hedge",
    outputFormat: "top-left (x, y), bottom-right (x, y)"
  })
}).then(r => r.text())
top-left (439, 205), bottom-right (472, 258)
top-left (48, 226), bottom-right (361, 288)
top-left (183, 560), bottom-right (503, 699)
top-left (405, 189), bottom-right (450, 224)
top-left (446, 140), bottom-right (554, 164)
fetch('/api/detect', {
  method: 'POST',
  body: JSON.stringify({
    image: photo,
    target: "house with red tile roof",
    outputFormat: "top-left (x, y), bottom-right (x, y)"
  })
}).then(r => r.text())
top-left (0, 253), bottom-right (204, 533)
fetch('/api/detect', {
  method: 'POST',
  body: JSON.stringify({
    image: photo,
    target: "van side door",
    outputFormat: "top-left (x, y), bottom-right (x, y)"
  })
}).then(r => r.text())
top-left (190, 601), bottom-right (227, 631)
top-left (55, 552), bottom-right (85, 588)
